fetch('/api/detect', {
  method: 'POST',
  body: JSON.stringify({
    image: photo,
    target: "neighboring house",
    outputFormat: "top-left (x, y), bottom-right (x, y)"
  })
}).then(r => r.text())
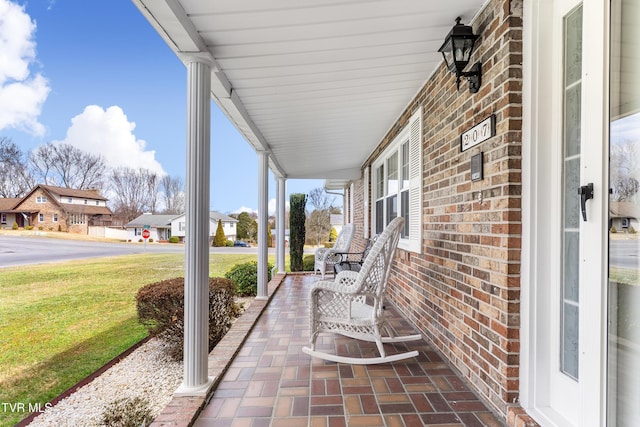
top-left (125, 213), bottom-right (177, 241)
top-left (126, 211), bottom-right (238, 243)
top-left (329, 214), bottom-right (344, 237)
top-left (0, 184), bottom-right (112, 234)
top-left (610, 201), bottom-right (639, 232)
top-left (170, 211), bottom-right (238, 243)
top-left (0, 198), bottom-right (22, 229)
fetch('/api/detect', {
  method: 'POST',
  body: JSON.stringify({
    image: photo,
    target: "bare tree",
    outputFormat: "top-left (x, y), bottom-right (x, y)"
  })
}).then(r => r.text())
top-left (0, 137), bottom-right (34, 197)
top-left (305, 187), bottom-right (336, 246)
top-left (611, 139), bottom-right (640, 202)
top-left (161, 175), bottom-right (184, 214)
top-left (109, 167), bottom-right (160, 222)
top-left (307, 187), bottom-right (334, 212)
top-left (30, 143), bottom-right (106, 190)
top-left (306, 209), bottom-right (331, 246)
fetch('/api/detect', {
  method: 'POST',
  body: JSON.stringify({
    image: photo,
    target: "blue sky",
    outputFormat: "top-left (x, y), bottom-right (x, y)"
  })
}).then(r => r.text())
top-left (0, 0), bottom-right (328, 214)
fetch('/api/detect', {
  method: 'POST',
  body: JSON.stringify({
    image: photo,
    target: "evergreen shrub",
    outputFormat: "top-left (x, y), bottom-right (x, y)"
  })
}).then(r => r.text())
top-left (136, 277), bottom-right (238, 360)
top-left (303, 254), bottom-right (315, 271)
top-left (225, 261), bottom-right (273, 296)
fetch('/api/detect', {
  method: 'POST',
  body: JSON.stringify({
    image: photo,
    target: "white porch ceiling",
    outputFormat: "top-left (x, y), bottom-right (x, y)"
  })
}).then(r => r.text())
top-left (133, 0), bottom-right (487, 180)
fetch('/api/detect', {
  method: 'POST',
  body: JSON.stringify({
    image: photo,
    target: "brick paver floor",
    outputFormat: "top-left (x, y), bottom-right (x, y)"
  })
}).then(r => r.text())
top-left (194, 274), bottom-right (504, 427)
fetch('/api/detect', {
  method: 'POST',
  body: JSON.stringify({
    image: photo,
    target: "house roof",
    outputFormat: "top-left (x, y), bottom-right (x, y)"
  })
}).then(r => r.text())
top-left (132, 0), bottom-right (486, 182)
top-left (0, 198), bottom-right (21, 211)
top-left (39, 184), bottom-right (108, 201)
top-left (209, 211), bottom-right (238, 223)
top-left (125, 211), bottom-right (239, 228)
top-left (1, 185), bottom-right (112, 215)
top-left (64, 205), bottom-right (113, 216)
top-left (125, 214), bottom-right (178, 228)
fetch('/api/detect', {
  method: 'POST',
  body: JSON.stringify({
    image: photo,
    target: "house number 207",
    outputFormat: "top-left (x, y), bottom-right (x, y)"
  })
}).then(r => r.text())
top-left (460, 115), bottom-right (495, 151)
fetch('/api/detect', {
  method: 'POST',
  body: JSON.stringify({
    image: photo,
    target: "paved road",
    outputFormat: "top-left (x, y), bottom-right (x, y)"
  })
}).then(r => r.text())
top-left (0, 235), bottom-right (264, 269)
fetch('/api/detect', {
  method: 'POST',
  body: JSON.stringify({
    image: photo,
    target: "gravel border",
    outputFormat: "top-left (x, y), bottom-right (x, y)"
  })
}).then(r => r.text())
top-left (27, 297), bottom-right (254, 426)
top-left (28, 338), bottom-right (182, 427)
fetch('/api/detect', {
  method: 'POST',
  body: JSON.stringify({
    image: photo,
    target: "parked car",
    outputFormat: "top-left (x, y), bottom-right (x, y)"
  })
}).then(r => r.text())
top-left (234, 240), bottom-right (250, 247)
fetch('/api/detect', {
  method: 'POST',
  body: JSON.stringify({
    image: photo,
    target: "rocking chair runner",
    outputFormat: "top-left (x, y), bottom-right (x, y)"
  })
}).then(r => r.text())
top-left (313, 223), bottom-right (354, 279)
top-left (303, 217), bottom-right (422, 364)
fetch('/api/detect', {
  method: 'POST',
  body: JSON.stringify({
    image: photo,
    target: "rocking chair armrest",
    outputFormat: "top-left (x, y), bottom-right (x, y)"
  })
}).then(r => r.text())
top-left (310, 270), bottom-right (360, 295)
top-left (333, 251), bottom-right (364, 262)
top-left (317, 247), bottom-right (343, 262)
top-left (314, 247), bottom-right (329, 258)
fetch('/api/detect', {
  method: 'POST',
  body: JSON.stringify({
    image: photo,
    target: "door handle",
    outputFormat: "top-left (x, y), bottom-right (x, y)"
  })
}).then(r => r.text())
top-left (578, 183), bottom-right (594, 221)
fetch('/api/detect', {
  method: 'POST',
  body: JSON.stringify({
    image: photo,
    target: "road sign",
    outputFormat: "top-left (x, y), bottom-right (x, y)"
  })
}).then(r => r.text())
top-left (142, 229), bottom-right (151, 239)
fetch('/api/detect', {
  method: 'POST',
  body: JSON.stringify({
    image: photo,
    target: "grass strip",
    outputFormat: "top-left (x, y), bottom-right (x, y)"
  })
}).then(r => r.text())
top-left (0, 252), bottom-right (280, 427)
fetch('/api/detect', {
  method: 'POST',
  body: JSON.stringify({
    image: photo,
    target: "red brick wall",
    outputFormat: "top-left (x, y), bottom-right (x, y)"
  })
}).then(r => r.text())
top-left (354, 0), bottom-right (523, 419)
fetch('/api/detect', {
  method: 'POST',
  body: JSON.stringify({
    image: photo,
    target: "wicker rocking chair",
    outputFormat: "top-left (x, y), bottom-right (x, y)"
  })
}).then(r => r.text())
top-left (303, 217), bottom-right (421, 364)
top-left (313, 223), bottom-right (354, 279)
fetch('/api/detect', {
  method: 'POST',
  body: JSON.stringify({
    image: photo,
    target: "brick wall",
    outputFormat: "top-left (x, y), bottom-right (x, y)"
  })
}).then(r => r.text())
top-left (355, 0), bottom-right (523, 419)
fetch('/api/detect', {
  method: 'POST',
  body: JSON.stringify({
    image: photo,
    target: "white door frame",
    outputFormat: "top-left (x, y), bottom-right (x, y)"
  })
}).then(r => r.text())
top-left (522, 0), bottom-right (609, 425)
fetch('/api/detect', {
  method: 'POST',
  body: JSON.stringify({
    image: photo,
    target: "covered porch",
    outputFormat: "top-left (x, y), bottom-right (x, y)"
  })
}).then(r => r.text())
top-left (152, 274), bottom-right (507, 427)
top-left (131, 0), bottom-right (526, 426)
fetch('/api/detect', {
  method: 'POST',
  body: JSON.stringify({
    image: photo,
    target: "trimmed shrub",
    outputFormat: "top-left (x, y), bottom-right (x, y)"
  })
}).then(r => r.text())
top-left (25, 225), bottom-right (33, 230)
top-left (12, 223), bottom-right (18, 230)
top-left (611, 225), bottom-right (618, 233)
top-left (225, 239), bottom-right (234, 247)
top-left (303, 254), bottom-right (315, 271)
top-left (101, 396), bottom-right (152, 427)
top-left (168, 236), bottom-right (180, 243)
top-left (225, 261), bottom-right (273, 296)
top-left (289, 193), bottom-right (307, 271)
top-left (213, 219), bottom-right (226, 247)
top-left (329, 227), bottom-right (337, 242)
top-left (136, 277), bottom-right (238, 360)
top-left (630, 226), bottom-right (637, 234)
top-left (148, 238), bottom-right (154, 243)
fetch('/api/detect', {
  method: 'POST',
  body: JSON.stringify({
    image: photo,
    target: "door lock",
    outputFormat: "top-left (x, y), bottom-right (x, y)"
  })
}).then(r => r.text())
top-left (578, 183), bottom-right (594, 222)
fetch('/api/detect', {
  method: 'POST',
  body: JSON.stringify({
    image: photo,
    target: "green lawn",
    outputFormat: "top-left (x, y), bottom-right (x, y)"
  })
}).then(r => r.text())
top-left (0, 252), bottom-right (280, 427)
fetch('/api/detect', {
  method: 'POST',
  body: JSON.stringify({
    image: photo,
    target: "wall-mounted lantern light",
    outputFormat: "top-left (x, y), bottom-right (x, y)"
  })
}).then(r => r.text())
top-left (438, 17), bottom-right (482, 93)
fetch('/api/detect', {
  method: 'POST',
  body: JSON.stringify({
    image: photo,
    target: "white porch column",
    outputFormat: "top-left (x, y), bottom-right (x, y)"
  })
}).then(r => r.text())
top-left (257, 150), bottom-right (269, 300)
top-left (175, 56), bottom-right (213, 396)
top-left (276, 177), bottom-right (286, 273)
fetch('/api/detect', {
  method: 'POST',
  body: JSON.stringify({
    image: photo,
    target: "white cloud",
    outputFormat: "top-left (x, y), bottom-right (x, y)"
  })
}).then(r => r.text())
top-left (233, 206), bottom-right (257, 215)
top-left (54, 105), bottom-right (166, 175)
top-left (234, 199), bottom-right (290, 216)
top-left (0, 0), bottom-right (50, 135)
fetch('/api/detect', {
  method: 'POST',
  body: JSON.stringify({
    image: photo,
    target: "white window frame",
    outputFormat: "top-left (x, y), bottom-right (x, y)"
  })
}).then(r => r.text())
top-left (38, 213), bottom-right (44, 222)
top-left (371, 107), bottom-right (422, 253)
top-left (36, 196), bottom-right (47, 204)
top-left (52, 213), bottom-right (58, 222)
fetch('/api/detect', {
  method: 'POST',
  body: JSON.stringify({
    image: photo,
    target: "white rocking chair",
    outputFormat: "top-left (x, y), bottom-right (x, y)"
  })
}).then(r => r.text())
top-left (303, 217), bottom-right (422, 364)
top-left (313, 223), bottom-right (354, 279)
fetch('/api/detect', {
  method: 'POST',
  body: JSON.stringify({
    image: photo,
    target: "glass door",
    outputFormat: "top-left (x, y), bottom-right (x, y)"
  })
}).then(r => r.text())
top-left (608, 0), bottom-right (640, 425)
